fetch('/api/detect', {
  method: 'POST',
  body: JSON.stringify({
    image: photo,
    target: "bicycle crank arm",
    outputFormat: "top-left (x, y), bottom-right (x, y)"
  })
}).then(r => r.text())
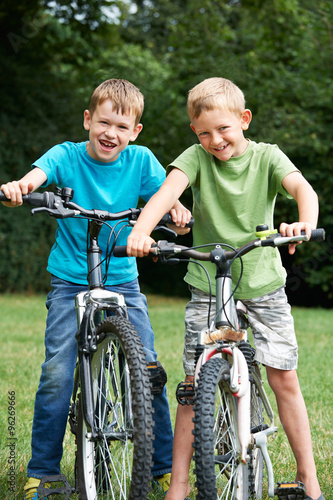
top-left (252, 425), bottom-right (277, 497)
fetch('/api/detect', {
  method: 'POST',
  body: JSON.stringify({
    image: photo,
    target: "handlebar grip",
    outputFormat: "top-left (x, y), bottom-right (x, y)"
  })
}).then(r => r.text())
top-left (158, 213), bottom-right (195, 228)
top-left (0, 191), bottom-right (55, 208)
top-left (0, 191), bottom-right (9, 202)
top-left (310, 228), bottom-right (325, 241)
top-left (22, 192), bottom-right (55, 207)
top-left (113, 246), bottom-right (128, 257)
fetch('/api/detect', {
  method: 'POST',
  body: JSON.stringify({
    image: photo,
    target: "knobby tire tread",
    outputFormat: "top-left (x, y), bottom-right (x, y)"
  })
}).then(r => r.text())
top-left (76, 315), bottom-right (154, 500)
top-left (193, 356), bottom-right (248, 500)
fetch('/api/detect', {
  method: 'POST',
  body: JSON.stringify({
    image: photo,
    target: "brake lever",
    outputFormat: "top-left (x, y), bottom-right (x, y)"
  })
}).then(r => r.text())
top-left (128, 222), bottom-right (178, 238)
top-left (153, 225), bottom-right (178, 239)
top-left (260, 233), bottom-right (310, 247)
top-left (31, 206), bottom-right (78, 218)
top-left (273, 234), bottom-right (309, 246)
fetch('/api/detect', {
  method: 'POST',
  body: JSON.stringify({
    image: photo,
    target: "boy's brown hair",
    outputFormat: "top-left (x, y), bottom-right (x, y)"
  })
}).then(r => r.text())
top-left (89, 79), bottom-right (144, 125)
top-left (187, 77), bottom-right (246, 120)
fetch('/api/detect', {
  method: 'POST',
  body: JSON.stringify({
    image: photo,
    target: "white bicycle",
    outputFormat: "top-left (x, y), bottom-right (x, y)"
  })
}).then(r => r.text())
top-left (114, 226), bottom-right (325, 500)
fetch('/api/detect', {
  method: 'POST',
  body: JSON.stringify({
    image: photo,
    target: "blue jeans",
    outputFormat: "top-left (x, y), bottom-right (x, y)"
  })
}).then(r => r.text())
top-left (27, 276), bottom-right (173, 478)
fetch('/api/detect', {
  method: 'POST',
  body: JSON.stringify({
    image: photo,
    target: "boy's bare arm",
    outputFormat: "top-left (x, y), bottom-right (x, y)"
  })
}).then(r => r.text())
top-left (280, 171), bottom-right (319, 254)
top-left (1, 168), bottom-right (48, 206)
top-left (127, 168), bottom-right (190, 257)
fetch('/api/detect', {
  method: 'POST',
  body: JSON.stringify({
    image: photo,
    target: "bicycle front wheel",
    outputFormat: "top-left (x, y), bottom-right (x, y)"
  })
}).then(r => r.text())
top-left (193, 357), bottom-right (248, 500)
top-left (76, 315), bottom-right (154, 500)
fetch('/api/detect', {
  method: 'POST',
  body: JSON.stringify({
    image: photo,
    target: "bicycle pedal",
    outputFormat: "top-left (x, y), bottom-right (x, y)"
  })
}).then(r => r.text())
top-left (176, 381), bottom-right (195, 405)
top-left (147, 360), bottom-right (167, 394)
top-left (275, 481), bottom-right (306, 500)
top-left (37, 474), bottom-right (73, 499)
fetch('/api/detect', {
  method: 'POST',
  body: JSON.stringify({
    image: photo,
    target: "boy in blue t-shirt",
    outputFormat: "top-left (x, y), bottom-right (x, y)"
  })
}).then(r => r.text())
top-left (1, 78), bottom-right (191, 499)
top-left (126, 77), bottom-right (323, 500)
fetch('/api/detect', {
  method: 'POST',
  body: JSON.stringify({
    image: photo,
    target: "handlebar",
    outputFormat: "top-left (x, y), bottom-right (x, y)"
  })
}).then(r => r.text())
top-left (0, 187), bottom-right (194, 230)
top-left (0, 189), bottom-right (143, 221)
top-left (113, 228), bottom-right (325, 260)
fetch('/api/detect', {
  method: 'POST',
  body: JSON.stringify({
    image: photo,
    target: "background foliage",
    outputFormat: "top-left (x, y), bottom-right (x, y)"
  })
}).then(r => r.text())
top-left (0, 0), bottom-right (332, 305)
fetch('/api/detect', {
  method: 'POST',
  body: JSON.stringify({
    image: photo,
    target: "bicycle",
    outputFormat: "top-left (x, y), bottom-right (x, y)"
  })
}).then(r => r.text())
top-left (114, 226), bottom-right (325, 500)
top-left (0, 186), bottom-right (188, 500)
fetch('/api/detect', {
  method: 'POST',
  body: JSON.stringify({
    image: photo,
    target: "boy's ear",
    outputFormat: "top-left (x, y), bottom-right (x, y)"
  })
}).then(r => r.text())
top-left (241, 109), bottom-right (252, 130)
top-left (190, 123), bottom-right (196, 134)
top-left (83, 110), bottom-right (91, 131)
top-left (129, 123), bottom-right (143, 142)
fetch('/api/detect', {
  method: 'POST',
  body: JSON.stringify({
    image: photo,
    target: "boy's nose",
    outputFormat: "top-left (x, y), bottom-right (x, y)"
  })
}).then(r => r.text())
top-left (105, 127), bottom-right (116, 138)
top-left (211, 133), bottom-right (222, 146)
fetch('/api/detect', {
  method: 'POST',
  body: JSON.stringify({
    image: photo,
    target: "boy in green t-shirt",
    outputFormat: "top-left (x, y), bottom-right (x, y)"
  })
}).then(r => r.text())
top-left (126, 77), bottom-right (323, 500)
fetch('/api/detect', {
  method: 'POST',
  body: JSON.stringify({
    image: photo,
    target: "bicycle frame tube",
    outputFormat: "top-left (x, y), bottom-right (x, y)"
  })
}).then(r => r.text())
top-left (212, 246), bottom-right (238, 330)
top-left (87, 220), bottom-right (104, 288)
top-left (215, 274), bottom-right (239, 329)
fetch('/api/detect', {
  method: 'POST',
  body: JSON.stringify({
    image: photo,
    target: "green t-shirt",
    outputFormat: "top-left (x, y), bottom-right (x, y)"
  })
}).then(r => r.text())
top-left (168, 140), bottom-right (298, 299)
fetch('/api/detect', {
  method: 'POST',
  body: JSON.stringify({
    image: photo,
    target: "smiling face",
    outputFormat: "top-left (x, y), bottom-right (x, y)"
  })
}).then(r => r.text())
top-left (83, 99), bottom-right (143, 163)
top-left (190, 108), bottom-right (252, 161)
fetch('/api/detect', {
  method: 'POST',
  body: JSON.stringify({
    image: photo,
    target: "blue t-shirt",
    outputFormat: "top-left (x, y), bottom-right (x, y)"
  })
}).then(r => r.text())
top-left (33, 141), bottom-right (166, 285)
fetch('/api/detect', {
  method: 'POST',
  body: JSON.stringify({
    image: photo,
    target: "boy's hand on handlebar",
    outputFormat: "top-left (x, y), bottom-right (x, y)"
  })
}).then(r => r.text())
top-left (167, 202), bottom-right (192, 235)
top-left (0, 180), bottom-right (34, 207)
top-left (279, 221), bottom-right (313, 255)
top-left (126, 230), bottom-right (155, 258)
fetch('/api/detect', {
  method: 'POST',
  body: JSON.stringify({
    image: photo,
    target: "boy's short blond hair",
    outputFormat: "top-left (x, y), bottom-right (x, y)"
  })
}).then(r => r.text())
top-left (187, 77), bottom-right (245, 120)
top-left (89, 79), bottom-right (144, 125)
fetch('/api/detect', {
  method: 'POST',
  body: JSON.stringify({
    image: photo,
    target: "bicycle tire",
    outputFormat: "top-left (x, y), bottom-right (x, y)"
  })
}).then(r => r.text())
top-left (76, 315), bottom-right (154, 500)
top-left (248, 362), bottom-right (264, 499)
top-left (193, 356), bottom-right (249, 500)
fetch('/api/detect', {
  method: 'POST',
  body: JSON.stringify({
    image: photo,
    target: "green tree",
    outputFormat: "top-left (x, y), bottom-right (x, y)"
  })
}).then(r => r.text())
top-left (0, 0), bottom-right (118, 292)
top-left (0, 0), bottom-right (175, 293)
top-left (1, 0), bottom-right (332, 302)
top-left (116, 0), bottom-right (333, 302)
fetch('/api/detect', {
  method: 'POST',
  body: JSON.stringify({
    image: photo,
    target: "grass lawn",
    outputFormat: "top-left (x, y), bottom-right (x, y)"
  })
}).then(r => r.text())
top-left (0, 294), bottom-right (332, 499)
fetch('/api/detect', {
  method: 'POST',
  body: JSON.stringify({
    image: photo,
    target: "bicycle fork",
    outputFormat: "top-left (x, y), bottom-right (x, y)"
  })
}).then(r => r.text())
top-left (195, 343), bottom-right (250, 463)
top-left (195, 341), bottom-right (277, 496)
top-left (73, 288), bottom-right (127, 439)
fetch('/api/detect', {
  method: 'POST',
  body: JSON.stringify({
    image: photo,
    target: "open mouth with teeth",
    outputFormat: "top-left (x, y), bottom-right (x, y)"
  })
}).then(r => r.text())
top-left (99, 140), bottom-right (116, 151)
top-left (215, 144), bottom-right (229, 152)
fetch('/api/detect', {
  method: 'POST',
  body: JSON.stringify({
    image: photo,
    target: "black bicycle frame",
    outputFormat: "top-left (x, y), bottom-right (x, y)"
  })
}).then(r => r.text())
top-left (72, 219), bottom-right (127, 439)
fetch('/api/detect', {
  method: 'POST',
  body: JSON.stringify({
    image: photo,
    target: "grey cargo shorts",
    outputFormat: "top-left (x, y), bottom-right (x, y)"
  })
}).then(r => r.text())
top-left (183, 285), bottom-right (298, 376)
